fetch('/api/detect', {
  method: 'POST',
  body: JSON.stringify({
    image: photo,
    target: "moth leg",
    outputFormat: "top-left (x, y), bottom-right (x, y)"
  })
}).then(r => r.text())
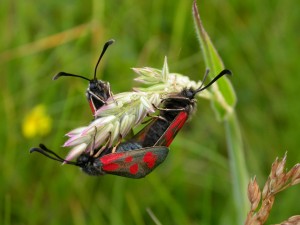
top-left (161, 96), bottom-right (190, 102)
top-left (107, 83), bottom-right (117, 105)
top-left (111, 134), bottom-right (123, 153)
top-left (142, 113), bottom-right (167, 124)
top-left (87, 90), bottom-right (106, 104)
top-left (152, 103), bottom-right (185, 112)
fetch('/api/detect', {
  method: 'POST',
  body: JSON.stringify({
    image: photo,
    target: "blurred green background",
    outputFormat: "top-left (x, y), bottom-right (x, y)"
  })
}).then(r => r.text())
top-left (1, 0), bottom-right (299, 224)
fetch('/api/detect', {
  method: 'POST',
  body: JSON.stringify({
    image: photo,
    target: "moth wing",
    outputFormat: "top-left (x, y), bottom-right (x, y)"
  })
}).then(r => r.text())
top-left (99, 147), bottom-right (169, 178)
top-left (155, 111), bottom-right (188, 147)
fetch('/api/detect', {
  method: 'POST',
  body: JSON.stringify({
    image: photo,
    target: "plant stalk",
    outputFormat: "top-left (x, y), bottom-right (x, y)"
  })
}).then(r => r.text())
top-left (224, 112), bottom-right (249, 224)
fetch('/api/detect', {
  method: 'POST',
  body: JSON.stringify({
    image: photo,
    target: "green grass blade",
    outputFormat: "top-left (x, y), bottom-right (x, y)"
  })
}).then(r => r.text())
top-left (193, 0), bottom-right (236, 120)
top-left (193, 1), bottom-right (249, 223)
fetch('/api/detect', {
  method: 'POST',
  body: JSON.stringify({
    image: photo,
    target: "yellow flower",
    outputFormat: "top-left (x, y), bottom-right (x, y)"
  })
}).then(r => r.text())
top-left (22, 105), bottom-right (52, 138)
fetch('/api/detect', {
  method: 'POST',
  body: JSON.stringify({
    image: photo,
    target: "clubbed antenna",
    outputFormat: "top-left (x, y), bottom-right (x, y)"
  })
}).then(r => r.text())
top-left (30, 144), bottom-right (78, 166)
top-left (93, 39), bottom-right (115, 81)
top-left (195, 69), bottom-right (232, 94)
top-left (53, 72), bottom-right (91, 81)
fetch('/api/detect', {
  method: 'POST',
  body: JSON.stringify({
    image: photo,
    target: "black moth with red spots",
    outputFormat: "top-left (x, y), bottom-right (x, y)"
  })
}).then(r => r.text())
top-left (78, 146), bottom-right (168, 178)
top-left (30, 143), bottom-right (168, 179)
top-left (133, 69), bottom-right (232, 148)
top-left (53, 39), bottom-right (114, 115)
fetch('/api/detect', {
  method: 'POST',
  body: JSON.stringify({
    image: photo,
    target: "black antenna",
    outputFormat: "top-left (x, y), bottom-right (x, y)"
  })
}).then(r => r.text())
top-left (30, 144), bottom-right (78, 166)
top-left (195, 69), bottom-right (232, 93)
top-left (52, 39), bottom-right (115, 81)
top-left (93, 39), bottom-right (115, 81)
top-left (53, 72), bottom-right (91, 81)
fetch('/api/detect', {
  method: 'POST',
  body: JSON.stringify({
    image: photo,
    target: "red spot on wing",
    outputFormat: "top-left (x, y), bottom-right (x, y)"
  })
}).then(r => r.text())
top-left (129, 164), bottom-right (139, 174)
top-left (143, 152), bottom-right (157, 168)
top-left (102, 163), bottom-right (119, 171)
top-left (125, 156), bottom-right (133, 162)
top-left (100, 152), bottom-right (125, 164)
top-left (163, 111), bottom-right (188, 147)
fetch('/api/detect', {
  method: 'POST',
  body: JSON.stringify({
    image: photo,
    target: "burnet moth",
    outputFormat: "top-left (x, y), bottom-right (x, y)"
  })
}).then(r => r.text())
top-left (30, 142), bottom-right (168, 179)
top-left (133, 69), bottom-right (232, 147)
top-left (53, 39), bottom-right (114, 115)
